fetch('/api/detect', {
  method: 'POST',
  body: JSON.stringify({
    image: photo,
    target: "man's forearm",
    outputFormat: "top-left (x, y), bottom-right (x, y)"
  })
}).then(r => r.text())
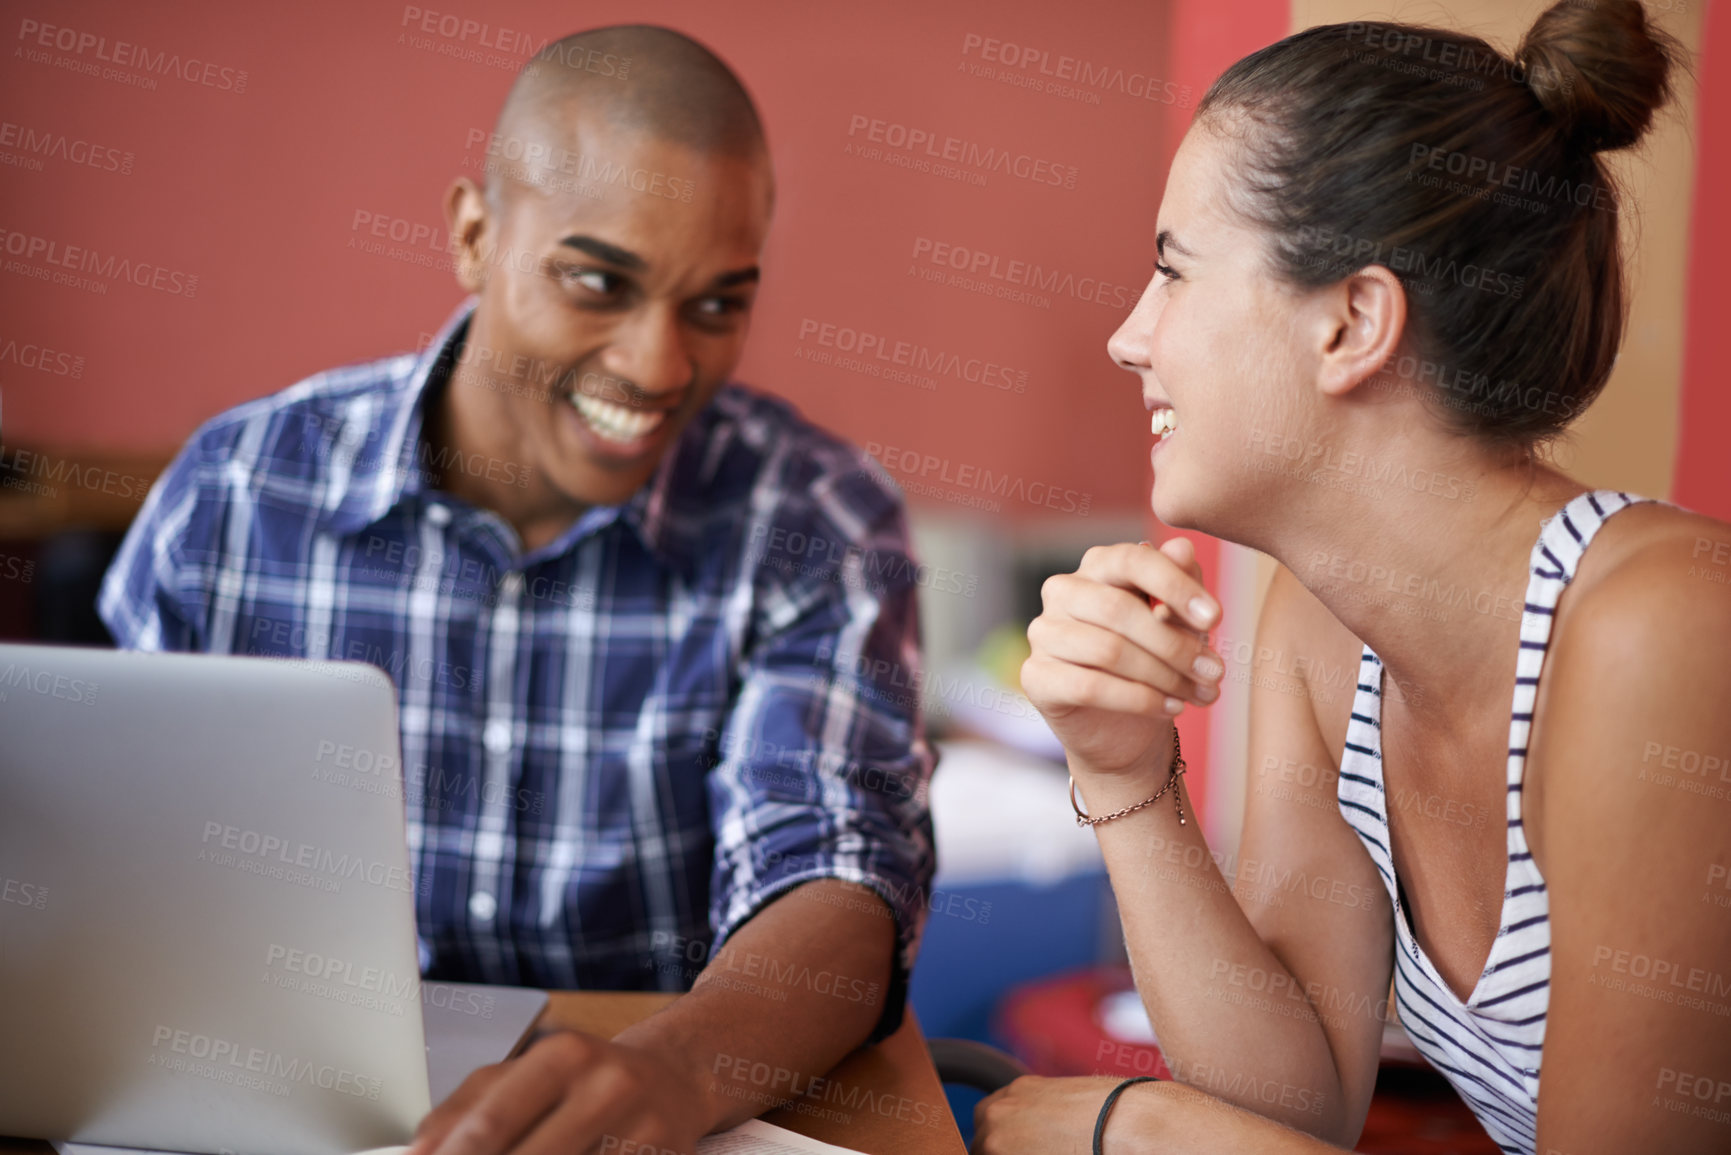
top-left (612, 878), bottom-right (900, 1136)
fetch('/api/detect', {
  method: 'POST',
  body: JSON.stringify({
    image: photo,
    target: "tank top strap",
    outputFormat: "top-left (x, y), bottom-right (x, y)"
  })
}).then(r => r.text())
top-left (1509, 490), bottom-right (1656, 813)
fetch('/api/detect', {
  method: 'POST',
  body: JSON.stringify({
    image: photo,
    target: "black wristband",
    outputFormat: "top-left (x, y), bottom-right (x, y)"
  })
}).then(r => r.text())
top-left (1093, 1075), bottom-right (1157, 1155)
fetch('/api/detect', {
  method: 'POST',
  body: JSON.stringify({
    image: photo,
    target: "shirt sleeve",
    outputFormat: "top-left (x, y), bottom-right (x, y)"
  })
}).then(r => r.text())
top-left (705, 480), bottom-right (939, 1044)
top-left (98, 430), bottom-right (222, 652)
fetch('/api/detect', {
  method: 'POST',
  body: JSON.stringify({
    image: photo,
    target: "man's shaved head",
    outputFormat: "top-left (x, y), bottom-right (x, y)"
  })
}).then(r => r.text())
top-left (486, 24), bottom-right (768, 209)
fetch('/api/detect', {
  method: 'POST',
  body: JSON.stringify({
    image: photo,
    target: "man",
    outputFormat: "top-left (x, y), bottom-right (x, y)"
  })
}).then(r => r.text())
top-left (99, 24), bottom-right (937, 1155)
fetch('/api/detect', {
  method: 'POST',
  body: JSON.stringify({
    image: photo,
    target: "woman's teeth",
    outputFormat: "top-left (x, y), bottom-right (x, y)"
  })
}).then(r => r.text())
top-left (570, 392), bottom-right (668, 444)
top-left (1152, 409), bottom-right (1178, 439)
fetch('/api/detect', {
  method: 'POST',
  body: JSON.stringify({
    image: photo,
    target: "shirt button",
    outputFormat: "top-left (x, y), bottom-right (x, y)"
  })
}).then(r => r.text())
top-left (501, 571), bottom-right (523, 596)
top-left (468, 891), bottom-right (497, 921)
top-left (483, 719), bottom-right (512, 753)
top-left (425, 503), bottom-right (452, 527)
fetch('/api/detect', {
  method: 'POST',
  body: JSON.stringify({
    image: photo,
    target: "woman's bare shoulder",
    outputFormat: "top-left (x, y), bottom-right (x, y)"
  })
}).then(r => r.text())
top-left (1543, 500), bottom-right (1731, 743)
top-left (1564, 500), bottom-right (1731, 633)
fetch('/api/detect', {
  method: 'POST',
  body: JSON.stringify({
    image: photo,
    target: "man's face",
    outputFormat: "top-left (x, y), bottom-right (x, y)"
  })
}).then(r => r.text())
top-left (448, 112), bottom-right (773, 509)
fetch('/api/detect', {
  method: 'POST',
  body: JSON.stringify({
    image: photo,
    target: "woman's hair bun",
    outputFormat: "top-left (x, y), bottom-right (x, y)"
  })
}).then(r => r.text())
top-left (1515, 0), bottom-right (1682, 153)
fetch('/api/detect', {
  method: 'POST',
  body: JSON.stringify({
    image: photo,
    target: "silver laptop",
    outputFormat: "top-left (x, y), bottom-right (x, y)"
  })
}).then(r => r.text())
top-left (0, 644), bottom-right (546, 1155)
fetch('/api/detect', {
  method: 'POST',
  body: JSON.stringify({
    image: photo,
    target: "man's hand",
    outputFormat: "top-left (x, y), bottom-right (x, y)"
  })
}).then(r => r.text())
top-left (406, 879), bottom-right (896, 1155)
top-left (409, 1029), bottom-right (714, 1155)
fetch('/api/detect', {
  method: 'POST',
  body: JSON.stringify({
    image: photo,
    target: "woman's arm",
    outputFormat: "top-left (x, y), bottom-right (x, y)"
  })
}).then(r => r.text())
top-left (976, 1074), bottom-right (1354, 1154)
top-left (1014, 544), bottom-right (1390, 1144)
top-left (1530, 526), bottom-right (1731, 1153)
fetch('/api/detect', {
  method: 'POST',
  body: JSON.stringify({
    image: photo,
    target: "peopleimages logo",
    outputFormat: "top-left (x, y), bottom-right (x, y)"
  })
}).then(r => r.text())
top-left (16, 19), bottom-right (248, 93)
top-left (0, 228), bottom-right (198, 297)
top-left (797, 318), bottom-right (1028, 394)
top-left (0, 119), bottom-right (133, 173)
top-left (746, 523), bottom-right (978, 598)
top-left (959, 33), bottom-right (1192, 107)
top-left (909, 236), bottom-right (1139, 310)
top-left (709, 1053), bottom-right (946, 1128)
top-left (1, 875), bottom-right (49, 911)
top-left (197, 821), bottom-right (419, 894)
top-left (264, 943), bottom-right (419, 1017)
top-left (149, 1025), bottom-right (381, 1099)
top-left (867, 440), bottom-right (1090, 516)
top-left (463, 129), bottom-right (695, 203)
top-left (396, 7), bottom-right (632, 80)
top-left (0, 446), bottom-right (152, 503)
top-left (845, 114), bottom-right (1079, 189)
top-left (0, 334), bottom-right (84, 377)
top-left (0, 660), bottom-right (98, 706)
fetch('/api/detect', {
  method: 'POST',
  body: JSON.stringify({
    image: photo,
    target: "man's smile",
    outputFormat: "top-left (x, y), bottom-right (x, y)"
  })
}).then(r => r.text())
top-left (566, 389), bottom-right (671, 443)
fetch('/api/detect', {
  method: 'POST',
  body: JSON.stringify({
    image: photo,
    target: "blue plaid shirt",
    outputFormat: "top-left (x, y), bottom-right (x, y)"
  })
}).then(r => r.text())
top-left (99, 300), bottom-right (937, 1037)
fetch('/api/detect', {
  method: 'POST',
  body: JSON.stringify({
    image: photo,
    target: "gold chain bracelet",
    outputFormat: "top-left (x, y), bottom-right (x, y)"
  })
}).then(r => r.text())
top-left (1069, 728), bottom-right (1187, 827)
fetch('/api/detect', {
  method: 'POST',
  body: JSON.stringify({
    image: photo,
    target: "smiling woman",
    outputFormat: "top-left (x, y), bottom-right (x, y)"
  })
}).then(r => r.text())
top-left (993, 2), bottom-right (1731, 1153)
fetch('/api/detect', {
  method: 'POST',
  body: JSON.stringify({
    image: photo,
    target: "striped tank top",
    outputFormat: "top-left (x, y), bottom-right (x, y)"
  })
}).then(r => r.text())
top-left (1335, 489), bottom-right (1653, 1155)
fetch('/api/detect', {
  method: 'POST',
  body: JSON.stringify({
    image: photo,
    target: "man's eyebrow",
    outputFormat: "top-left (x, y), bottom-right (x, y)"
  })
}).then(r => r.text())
top-left (556, 235), bottom-right (758, 290)
top-left (713, 268), bottom-right (760, 289)
top-left (1156, 229), bottom-right (1195, 259)
top-left (558, 234), bottom-right (645, 271)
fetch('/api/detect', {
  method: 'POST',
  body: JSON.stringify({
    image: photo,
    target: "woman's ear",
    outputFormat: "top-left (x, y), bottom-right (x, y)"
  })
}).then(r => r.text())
top-left (1316, 265), bottom-right (1406, 399)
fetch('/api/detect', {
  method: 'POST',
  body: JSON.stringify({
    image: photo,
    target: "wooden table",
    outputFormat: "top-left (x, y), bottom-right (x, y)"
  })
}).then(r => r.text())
top-left (0, 446), bottom-right (168, 539)
top-left (0, 990), bottom-right (966, 1155)
top-left (553, 992), bottom-right (965, 1154)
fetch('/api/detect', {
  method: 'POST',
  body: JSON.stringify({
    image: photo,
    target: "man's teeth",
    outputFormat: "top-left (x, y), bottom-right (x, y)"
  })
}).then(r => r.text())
top-left (570, 392), bottom-right (667, 443)
top-left (1151, 409), bottom-right (1178, 438)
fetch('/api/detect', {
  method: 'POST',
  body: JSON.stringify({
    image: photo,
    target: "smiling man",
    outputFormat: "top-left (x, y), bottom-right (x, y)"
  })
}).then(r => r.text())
top-left (99, 25), bottom-right (936, 1155)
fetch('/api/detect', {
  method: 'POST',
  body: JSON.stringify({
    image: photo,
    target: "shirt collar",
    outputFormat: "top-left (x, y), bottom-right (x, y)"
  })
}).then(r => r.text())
top-left (327, 298), bottom-right (700, 577)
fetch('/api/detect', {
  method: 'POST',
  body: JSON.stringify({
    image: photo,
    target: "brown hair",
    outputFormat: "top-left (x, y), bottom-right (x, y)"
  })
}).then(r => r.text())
top-left (1197, 0), bottom-right (1685, 446)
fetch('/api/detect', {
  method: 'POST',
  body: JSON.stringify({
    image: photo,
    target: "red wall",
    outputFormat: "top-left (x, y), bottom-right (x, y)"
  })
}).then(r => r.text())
top-left (1677, 0), bottom-right (1731, 520)
top-left (1, 0), bottom-right (1191, 522)
top-left (0, 0), bottom-right (1299, 828)
top-left (20, 0), bottom-right (1713, 832)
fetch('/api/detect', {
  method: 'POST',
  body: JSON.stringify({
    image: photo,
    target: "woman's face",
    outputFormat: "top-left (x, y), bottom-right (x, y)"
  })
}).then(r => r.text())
top-left (1107, 119), bottom-right (1320, 542)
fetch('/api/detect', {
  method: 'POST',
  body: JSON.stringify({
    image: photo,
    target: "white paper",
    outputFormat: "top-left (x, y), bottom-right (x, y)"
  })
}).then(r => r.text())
top-left (696, 1118), bottom-right (868, 1154)
top-left (57, 1118), bottom-right (868, 1155)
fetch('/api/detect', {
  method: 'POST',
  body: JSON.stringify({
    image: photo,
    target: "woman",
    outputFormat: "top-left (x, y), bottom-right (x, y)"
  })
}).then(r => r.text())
top-left (977, 2), bottom-right (1728, 1152)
